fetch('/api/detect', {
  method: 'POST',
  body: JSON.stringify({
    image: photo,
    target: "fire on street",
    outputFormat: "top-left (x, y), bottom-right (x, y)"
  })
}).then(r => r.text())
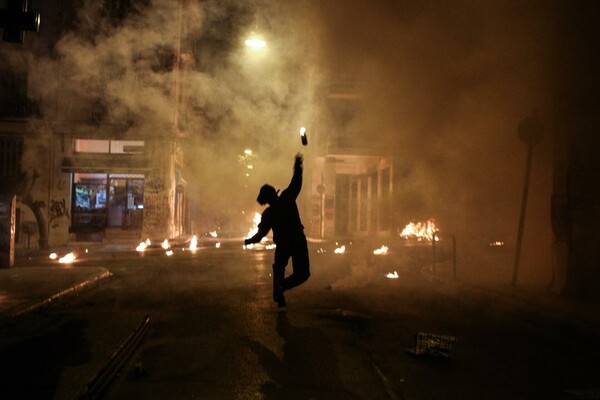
top-left (1, 244), bottom-right (599, 399)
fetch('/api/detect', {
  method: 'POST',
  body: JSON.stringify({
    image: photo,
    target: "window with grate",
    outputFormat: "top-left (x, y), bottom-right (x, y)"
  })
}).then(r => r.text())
top-left (0, 135), bottom-right (23, 180)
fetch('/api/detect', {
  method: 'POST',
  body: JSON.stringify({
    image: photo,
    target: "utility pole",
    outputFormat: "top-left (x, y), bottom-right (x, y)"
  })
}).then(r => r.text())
top-left (512, 112), bottom-right (544, 287)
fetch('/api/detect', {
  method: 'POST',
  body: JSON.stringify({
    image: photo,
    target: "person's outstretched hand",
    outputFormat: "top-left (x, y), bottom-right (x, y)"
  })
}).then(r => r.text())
top-left (295, 153), bottom-right (303, 168)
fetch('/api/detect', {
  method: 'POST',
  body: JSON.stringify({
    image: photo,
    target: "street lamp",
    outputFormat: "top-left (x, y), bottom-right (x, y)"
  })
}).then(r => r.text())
top-left (245, 33), bottom-right (266, 50)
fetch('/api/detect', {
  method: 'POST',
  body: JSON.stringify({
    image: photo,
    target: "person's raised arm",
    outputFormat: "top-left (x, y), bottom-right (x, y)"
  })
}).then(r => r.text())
top-left (286, 153), bottom-right (303, 200)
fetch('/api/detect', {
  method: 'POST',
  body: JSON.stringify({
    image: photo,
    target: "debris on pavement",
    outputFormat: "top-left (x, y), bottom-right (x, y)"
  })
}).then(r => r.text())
top-left (406, 332), bottom-right (456, 358)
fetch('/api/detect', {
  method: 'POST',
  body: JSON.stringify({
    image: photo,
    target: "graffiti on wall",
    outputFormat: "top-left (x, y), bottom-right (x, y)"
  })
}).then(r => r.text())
top-left (48, 198), bottom-right (70, 229)
top-left (143, 192), bottom-right (170, 233)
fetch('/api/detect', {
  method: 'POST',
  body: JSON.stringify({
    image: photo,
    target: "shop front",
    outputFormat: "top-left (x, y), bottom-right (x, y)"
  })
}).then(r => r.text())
top-left (71, 172), bottom-right (144, 239)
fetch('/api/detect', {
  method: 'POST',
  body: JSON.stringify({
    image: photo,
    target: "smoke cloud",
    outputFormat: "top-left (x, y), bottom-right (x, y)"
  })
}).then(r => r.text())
top-left (6, 0), bottom-right (556, 285)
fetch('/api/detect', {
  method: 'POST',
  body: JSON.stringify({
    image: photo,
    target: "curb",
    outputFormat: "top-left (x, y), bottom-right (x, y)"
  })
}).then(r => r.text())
top-left (10, 270), bottom-right (112, 317)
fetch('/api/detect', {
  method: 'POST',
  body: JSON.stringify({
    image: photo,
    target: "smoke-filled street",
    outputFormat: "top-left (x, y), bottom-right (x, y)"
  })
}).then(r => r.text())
top-left (1, 242), bottom-right (599, 399)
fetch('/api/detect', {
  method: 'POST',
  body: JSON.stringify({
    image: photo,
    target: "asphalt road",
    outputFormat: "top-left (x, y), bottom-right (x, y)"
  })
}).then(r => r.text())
top-left (1, 242), bottom-right (600, 400)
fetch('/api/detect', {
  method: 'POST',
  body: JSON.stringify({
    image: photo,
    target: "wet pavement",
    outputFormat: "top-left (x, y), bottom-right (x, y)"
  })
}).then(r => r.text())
top-left (1, 241), bottom-right (600, 399)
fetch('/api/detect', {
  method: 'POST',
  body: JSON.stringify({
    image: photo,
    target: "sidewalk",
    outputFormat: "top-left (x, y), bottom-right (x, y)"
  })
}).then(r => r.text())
top-left (0, 264), bottom-right (111, 318)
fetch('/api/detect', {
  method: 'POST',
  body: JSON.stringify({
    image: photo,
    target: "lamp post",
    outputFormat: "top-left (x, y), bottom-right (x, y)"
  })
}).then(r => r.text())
top-left (512, 112), bottom-right (544, 287)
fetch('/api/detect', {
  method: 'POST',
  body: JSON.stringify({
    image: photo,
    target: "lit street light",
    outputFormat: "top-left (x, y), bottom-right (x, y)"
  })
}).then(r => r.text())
top-left (245, 33), bottom-right (266, 49)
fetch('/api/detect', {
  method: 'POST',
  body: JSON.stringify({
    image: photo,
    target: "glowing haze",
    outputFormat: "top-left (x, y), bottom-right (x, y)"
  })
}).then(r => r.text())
top-left (7, 0), bottom-right (555, 286)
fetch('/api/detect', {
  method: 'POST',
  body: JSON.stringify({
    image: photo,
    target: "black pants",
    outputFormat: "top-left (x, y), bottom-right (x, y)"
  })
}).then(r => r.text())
top-left (273, 234), bottom-right (310, 292)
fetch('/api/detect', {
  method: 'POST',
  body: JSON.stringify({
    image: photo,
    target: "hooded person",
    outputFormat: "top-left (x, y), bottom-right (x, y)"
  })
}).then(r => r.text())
top-left (244, 153), bottom-right (310, 307)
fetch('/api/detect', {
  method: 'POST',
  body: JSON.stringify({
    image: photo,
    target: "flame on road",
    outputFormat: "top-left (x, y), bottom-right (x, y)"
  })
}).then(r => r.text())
top-left (386, 271), bottom-right (399, 279)
top-left (49, 253), bottom-right (58, 260)
top-left (189, 235), bottom-right (198, 251)
top-left (136, 239), bottom-right (151, 252)
top-left (215, 242), bottom-right (221, 248)
top-left (165, 250), bottom-right (174, 256)
top-left (373, 245), bottom-right (389, 255)
top-left (400, 219), bottom-right (438, 241)
top-left (334, 245), bottom-right (346, 254)
top-left (209, 230), bottom-right (218, 238)
top-left (59, 252), bottom-right (76, 264)
top-left (162, 239), bottom-right (170, 250)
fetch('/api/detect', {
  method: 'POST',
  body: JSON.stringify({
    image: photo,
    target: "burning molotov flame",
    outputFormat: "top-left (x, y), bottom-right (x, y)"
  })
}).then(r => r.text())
top-left (59, 252), bottom-right (76, 264)
top-left (400, 219), bottom-right (439, 241)
top-left (189, 235), bottom-right (198, 251)
top-left (373, 245), bottom-right (389, 255)
top-left (386, 271), bottom-right (399, 279)
top-left (334, 245), bottom-right (346, 254)
top-left (136, 238), bottom-right (151, 252)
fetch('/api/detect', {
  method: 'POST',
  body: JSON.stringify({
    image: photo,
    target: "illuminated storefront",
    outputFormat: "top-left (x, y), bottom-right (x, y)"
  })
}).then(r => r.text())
top-left (72, 173), bottom-right (144, 231)
top-left (62, 138), bottom-right (151, 240)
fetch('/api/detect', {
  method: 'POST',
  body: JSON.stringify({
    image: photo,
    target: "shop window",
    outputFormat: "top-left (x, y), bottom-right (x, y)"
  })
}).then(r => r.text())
top-left (72, 173), bottom-right (144, 230)
top-left (74, 173), bottom-right (107, 209)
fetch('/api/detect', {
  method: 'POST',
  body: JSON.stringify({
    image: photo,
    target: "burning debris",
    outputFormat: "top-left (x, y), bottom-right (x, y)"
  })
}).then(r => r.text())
top-left (386, 271), bottom-right (399, 279)
top-left (49, 253), bottom-right (58, 260)
top-left (161, 239), bottom-right (170, 250)
top-left (58, 252), bottom-right (76, 264)
top-left (189, 235), bottom-right (198, 251)
top-left (136, 239), bottom-right (151, 252)
top-left (373, 245), bottom-right (389, 255)
top-left (400, 219), bottom-right (439, 241)
top-left (165, 250), bottom-right (174, 257)
top-left (334, 245), bottom-right (346, 254)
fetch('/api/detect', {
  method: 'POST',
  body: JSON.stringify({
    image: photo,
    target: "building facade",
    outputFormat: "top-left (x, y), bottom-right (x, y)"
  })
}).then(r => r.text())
top-left (0, 0), bottom-right (194, 251)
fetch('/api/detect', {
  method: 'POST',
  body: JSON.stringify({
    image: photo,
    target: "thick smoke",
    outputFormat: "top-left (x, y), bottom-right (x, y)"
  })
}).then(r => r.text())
top-left (15, 0), bottom-right (555, 285)
top-left (25, 0), bottom-right (320, 235)
top-left (311, 0), bottom-right (555, 287)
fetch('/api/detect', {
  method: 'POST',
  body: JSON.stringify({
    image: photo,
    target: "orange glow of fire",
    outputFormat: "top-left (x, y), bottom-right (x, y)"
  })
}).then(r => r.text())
top-left (165, 249), bottom-right (174, 256)
top-left (373, 245), bottom-right (389, 255)
top-left (246, 212), bottom-right (262, 239)
top-left (400, 219), bottom-right (438, 241)
top-left (49, 252), bottom-right (58, 260)
top-left (209, 230), bottom-right (218, 238)
top-left (215, 242), bottom-right (221, 248)
top-left (162, 239), bottom-right (170, 250)
top-left (59, 252), bottom-right (76, 264)
top-left (490, 241), bottom-right (504, 247)
top-left (334, 245), bottom-right (346, 254)
top-left (189, 235), bottom-right (198, 251)
top-left (386, 271), bottom-right (399, 279)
